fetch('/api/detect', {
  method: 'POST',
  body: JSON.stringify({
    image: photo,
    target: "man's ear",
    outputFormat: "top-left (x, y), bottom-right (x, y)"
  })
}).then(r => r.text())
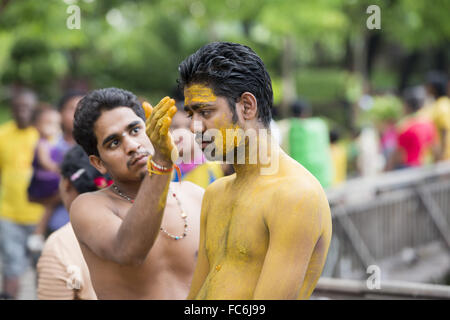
top-left (89, 155), bottom-right (107, 175)
top-left (239, 92), bottom-right (258, 121)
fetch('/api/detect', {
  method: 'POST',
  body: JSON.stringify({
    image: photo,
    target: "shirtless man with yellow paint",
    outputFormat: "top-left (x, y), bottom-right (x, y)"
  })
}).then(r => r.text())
top-left (179, 42), bottom-right (332, 300)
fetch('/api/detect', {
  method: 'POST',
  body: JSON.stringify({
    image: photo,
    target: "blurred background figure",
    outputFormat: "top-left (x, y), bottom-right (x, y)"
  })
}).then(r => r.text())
top-left (37, 145), bottom-right (112, 300)
top-left (30, 90), bottom-right (86, 245)
top-left (369, 95), bottom-right (403, 167)
top-left (329, 129), bottom-right (347, 187)
top-left (46, 91), bottom-right (85, 232)
top-left (386, 86), bottom-right (437, 170)
top-left (27, 105), bottom-right (62, 246)
top-left (285, 99), bottom-right (333, 189)
top-left (356, 126), bottom-right (384, 177)
top-left (57, 90), bottom-right (85, 151)
top-left (0, 88), bottom-right (44, 300)
top-left (421, 71), bottom-right (450, 162)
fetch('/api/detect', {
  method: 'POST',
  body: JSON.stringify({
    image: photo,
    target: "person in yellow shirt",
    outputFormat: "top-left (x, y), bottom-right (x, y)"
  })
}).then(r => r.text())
top-left (329, 129), bottom-right (347, 186)
top-left (421, 71), bottom-right (450, 161)
top-left (0, 88), bottom-right (44, 299)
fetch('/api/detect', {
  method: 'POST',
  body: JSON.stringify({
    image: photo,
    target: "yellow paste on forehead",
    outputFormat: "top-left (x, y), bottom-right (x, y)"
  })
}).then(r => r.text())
top-left (184, 84), bottom-right (217, 106)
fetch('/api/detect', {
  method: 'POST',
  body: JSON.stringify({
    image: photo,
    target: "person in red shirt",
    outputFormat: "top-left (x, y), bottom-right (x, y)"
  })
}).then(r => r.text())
top-left (387, 87), bottom-right (438, 170)
top-left (397, 120), bottom-right (436, 167)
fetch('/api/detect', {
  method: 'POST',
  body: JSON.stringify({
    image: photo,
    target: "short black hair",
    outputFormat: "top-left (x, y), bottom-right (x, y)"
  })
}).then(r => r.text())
top-left (58, 89), bottom-right (86, 112)
top-left (426, 71), bottom-right (448, 98)
top-left (73, 87), bottom-right (145, 156)
top-left (60, 145), bottom-right (111, 194)
top-left (178, 42), bottom-right (273, 128)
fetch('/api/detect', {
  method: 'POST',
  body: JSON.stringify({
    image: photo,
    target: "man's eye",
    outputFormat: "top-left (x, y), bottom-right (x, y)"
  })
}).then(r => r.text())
top-left (131, 126), bottom-right (141, 134)
top-left (201, 110), bottom-right (211, 117)
top-left (187, 113), bottom-right (193, 119)
top-left (110, 140), bottom-right (119, 148)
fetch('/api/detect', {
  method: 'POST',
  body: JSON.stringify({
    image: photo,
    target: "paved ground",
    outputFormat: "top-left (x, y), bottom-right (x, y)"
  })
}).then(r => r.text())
top-left (0, 258), bottom-right (37, 300)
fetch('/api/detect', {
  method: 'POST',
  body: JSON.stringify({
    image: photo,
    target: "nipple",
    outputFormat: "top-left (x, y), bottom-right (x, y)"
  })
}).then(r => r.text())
top-left (238, 246), bottom-right (247, 255)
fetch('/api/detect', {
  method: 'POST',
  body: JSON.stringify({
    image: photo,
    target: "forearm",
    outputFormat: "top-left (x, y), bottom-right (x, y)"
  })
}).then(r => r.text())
top-left (40, 160), bottom-right (60, 173)
top-left (34, 207), bottom-right (53, 235)
top-left (113, 161), bottom-right (172, 265)
top-left (110, 97), bottom-right (178, 265)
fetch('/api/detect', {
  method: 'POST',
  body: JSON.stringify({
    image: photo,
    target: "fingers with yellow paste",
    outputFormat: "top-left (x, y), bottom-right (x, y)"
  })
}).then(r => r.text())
top-left (142, 101), bottom-right (153, 119)
top-left (147, 97), bottom-right (174, 137)
top-left (145, 97), bottom-right (178, 162)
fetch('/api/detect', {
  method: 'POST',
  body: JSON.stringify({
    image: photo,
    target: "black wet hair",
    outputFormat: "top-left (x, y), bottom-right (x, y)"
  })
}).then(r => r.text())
top-left (178, 42), bottom-right (273, 128)
top-left (60, 145), bottom-right (111, 194)
top-left (73, 87), bottom-right (145, 156)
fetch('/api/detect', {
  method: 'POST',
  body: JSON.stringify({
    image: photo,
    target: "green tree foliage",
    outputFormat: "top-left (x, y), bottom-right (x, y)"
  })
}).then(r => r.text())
top-left (0, 0), bottom-right (448, 128)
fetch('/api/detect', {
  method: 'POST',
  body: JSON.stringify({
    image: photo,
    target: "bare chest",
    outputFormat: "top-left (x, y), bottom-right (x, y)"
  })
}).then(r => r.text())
top-left (204, 194), bottom-right (269, 266)
top-left (104, 194), bottom-right (200, 276)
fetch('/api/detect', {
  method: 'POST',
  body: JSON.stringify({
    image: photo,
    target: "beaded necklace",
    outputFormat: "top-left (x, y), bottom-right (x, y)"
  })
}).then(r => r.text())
top-left (111, 184), bottom-right (188, 240)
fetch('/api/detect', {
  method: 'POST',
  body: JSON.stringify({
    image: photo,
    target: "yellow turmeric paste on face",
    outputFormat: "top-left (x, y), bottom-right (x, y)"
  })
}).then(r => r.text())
top-left (184, 84), bottom-right (217, 106)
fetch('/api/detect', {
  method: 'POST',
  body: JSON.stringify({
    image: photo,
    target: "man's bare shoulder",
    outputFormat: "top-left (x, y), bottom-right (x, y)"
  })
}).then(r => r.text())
top-left (264, 175), bottom-right (323, 204)
top-left (69, 188), bottom-right (124, 255)
top-left (261, 156), bottom-right (330, 220)
top-left (203, 173), bottom-right (236, 196)
top-left (71, 189), bottom-right (112, 210)
top-left (69, 188), bottom-right (117, 225)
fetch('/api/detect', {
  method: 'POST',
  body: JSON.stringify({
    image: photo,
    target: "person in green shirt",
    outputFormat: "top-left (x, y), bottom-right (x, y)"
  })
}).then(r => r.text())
top-left (287, 99), bottom-right (333, 189)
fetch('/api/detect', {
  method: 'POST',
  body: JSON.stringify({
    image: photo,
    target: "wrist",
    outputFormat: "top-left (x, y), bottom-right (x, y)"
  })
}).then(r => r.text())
top-left (152, 153), bottom-right (173, 168)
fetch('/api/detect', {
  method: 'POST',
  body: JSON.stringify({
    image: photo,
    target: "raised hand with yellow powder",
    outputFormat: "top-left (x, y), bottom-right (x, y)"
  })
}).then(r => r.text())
top-left (142, 97), bottom-right (178, 164)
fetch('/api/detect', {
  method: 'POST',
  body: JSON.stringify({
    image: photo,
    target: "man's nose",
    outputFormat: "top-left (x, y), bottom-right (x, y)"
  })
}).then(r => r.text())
top-left (189, 116), bottom-right (204, 134)
top-left (123, 134), bottom-right (141, 155)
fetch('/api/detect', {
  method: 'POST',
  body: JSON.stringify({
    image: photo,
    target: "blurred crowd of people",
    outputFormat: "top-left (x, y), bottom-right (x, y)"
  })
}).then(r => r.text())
top-left (274, 70), bottom-right (450, 190)
top-left (0, 88), bottom-right (85, 299)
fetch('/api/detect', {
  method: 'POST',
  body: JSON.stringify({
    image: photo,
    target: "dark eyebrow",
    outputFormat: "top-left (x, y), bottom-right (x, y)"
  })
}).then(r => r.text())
top-left (184, 103), bottom-right (213, 113)
top-left (101, 120), bottom-right (141, 147)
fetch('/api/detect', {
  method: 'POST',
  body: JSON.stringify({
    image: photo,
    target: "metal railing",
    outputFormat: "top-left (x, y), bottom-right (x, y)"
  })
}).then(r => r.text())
top-left (312, 277), bottom-right (450, 300)
top-left (323, 161), bottom-right (450, 281)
